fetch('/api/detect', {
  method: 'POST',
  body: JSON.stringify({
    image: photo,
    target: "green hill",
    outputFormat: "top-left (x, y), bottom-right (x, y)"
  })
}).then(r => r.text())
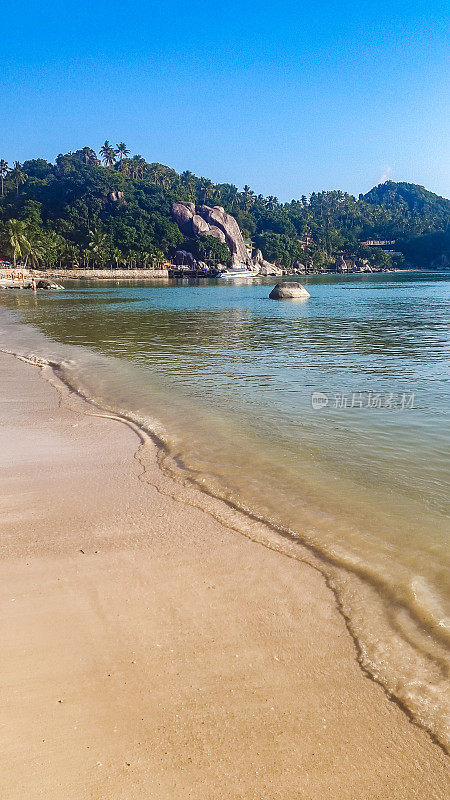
top-left (0, 145), bottom-right (448, 270)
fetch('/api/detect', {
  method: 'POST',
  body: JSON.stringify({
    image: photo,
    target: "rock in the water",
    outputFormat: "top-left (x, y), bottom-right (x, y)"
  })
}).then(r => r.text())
top-left (269, 282), bottom-right (310, 299)
top-left (36, 279), bottom-right (64, 290)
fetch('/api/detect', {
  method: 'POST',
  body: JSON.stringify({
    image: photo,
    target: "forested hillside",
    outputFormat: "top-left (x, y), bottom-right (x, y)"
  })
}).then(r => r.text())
top-left (0, 144), bottom-right (449, 269)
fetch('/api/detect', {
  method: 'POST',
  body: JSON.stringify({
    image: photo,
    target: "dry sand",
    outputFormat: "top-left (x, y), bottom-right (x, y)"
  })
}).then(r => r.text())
top-left (0, 350), bottom-right (448, 799)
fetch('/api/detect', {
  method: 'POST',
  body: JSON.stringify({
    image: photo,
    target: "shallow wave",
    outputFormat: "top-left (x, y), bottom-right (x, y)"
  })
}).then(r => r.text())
top-left (0, 284), bottom-right (449, 751)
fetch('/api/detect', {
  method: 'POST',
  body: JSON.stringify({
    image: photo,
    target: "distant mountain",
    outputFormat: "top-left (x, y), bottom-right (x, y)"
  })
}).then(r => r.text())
top-left (363, 180), bottom-right (450, 231)
top-left (0, 148), bottom-right (449, 270)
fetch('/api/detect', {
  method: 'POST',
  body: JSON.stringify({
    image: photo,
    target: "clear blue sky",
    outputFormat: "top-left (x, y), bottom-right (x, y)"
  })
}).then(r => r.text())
top-left (2, 0), bottom-right (449, 200)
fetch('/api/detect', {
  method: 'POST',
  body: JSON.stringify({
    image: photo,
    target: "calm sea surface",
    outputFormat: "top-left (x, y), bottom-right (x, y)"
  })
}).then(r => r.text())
top-left (1, 271), bottom-right (449, 744)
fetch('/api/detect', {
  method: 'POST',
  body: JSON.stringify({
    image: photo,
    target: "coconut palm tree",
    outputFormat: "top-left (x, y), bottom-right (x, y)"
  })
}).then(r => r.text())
top-left (181, 170), bottom-right (196, 196)
top-left (200, 178), bottom-right (214, 204)
top-left (120, 159), bottom-right (132, 177)
top-left (24, 238), bottom-right (46, 268)
top-left (115, 142), bottom-right (130, 165)
top-left (99, 140), bottom-right (116, 168)
top-left (82, 147), bottom-right (97, 165)
top-left (89, 227), bottom-right (108, 266)
top-left (242, 185), bottom-right (255, 210)
top-left (222, 184), bottom-right (239, 210)
top-left (6, 219), bottom-right (31, 266)
top-left (111, 248), bottom-right (123, 268)
top-left (148, 163), bottom-right (164, 184)
top-left (0, 159), bottom-right (8, 195)
top-left (11, 162), bottom-right (26, 196)
top-left (131, 156), bottom-right (146, 180)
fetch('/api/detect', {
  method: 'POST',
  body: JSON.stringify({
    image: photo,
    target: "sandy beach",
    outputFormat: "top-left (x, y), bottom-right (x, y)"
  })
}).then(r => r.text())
top-left (0, 350), bottom-right (448, 799)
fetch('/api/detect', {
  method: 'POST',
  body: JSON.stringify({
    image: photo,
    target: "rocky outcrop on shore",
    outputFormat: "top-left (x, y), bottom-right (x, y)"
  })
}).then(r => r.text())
top-left (171, 202), bottom-right (280, 275)
top-left (172, 202), bottom-right (250, 266)
top-left (254, 249), bottom-right (283, 276)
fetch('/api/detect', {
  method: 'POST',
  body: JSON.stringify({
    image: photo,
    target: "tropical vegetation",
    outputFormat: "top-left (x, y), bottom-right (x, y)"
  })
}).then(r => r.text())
top-left (0, 144), bottom-right (448, 270)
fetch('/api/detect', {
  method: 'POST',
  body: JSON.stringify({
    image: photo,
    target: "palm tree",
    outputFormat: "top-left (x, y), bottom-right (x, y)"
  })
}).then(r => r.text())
top-left (266, 195), bottom-right (279, 210)
top-left (181, 170), bottom-right (196, 197)
top-left (25, 238), bottom-right (46, 267)
top-left (200, 178), bottom-right (214, 204)
top-left (99, 140), bottom-right (116, 168)
top-left (89, 227), bottom-right (108, 266)
top-left (120, 159), bottom-right (132, 177)
top-left (6, 219), bottom-right (31, 266)
top-left (11, 162), bottom-right (25, 196)
top-left (111, 248), bottom-right (123, 268)
top-left (82, 147), bottom-right (97, 165)
top-left (222, 184), bottom-right (239, 210)
top-left (242, 185), bottom-right (255, 210)
top-left (131, 155), bottom-right (146, 180)
top-left (147, 163), bottom-right (157, 183)
top-left (115, 142), bottom-right (130, 165)
top-left (0, 159), bottom-right (8, 195)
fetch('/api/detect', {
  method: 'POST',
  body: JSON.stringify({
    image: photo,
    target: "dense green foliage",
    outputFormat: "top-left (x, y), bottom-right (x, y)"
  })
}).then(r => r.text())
top-left (0, 143), bottom-right (448, 269)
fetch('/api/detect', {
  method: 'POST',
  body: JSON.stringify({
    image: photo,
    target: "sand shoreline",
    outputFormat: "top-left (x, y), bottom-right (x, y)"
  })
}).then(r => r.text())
top-left (0, 350), bottom-right (448, 798)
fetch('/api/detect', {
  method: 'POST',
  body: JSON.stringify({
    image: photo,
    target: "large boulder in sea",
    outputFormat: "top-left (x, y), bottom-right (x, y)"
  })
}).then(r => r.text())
top-left (269, 282), bottom-right (310, 300)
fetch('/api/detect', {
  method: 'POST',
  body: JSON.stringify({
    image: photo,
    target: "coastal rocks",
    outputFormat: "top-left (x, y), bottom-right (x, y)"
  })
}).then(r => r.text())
top-left (197, 205), bottom-right (250, 266)
top-left (172, 203), bottom-right (195, 234)
top-left (335, 254), bottom-right (353, 273)
top-left (254, 249), bottom-right (283, 276)
top-left (172, 202), bottom-right (250, 266)
top-left (36, 279), bottom-right (64, 290)
top-left (269, 282), bottom-right (310, 300)
top-left (292, 260), bottom-right (306, 273)
top-left (206, 225), bottom-right (226, 242)
top-left (171, 202), bottom-right (286, 274)
top-left (191, 214), bottom-right (210, 235)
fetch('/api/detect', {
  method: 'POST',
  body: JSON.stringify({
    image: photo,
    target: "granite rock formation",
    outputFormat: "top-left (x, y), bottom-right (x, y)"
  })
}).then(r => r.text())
top-left (172, 202), bottom-right (250, 266)
top-left (269, 282), bottom-right (310, 300)
top-left (254, 249), bottom-right (283, 276)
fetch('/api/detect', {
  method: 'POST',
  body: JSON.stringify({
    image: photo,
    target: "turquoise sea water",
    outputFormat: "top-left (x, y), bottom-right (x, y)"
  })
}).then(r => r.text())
top-left (1, 271), bottom-right (449, 745)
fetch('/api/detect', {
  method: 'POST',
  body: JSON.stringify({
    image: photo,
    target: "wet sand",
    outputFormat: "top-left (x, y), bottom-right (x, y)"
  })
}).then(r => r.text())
top-left (0, 350), bottom-right (447, 798)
